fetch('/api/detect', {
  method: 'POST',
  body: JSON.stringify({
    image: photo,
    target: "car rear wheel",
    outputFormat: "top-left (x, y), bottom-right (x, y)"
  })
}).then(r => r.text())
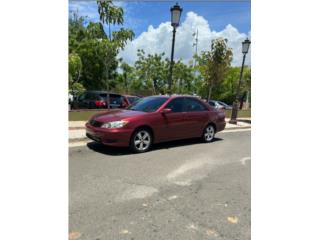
top-left (130, 129), bottom-right (152, 153)
top-left (202, 124), bottom-right (215, 142)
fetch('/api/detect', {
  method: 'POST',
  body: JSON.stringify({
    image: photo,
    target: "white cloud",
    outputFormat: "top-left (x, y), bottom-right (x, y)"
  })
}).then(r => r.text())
top-left (119, 11), bottom-right (251, 67)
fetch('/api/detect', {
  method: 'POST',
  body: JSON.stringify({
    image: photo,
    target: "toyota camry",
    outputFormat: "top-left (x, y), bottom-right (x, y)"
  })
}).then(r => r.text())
top-left (86, 95), bottom-right (226, 153)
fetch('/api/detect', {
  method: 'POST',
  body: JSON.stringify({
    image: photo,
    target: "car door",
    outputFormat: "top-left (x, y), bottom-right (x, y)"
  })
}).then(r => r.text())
top-left (76, 93), bottom-right (87, 109)
top-left (109, 94), bottom-right (122, 108)
top-left (84, 92), bottom-right (95, 109)
top-left (184, 97), bottom-right (209, 138)
top-left (157, 97), bottom-right (187, 141)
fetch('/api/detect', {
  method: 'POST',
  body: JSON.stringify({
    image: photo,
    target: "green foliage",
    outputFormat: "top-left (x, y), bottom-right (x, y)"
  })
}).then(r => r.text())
top-left (76, 38), bottom-right (118, 90)
top-left (114, 62), bottom-right (135, 94)
top-left (69, 1), bottom-right (134, 91)
top-left (97, 0), bottom-right (126, 40)
top-left (195, 38), bottom-right (233, 100)
top-left (69, 52), bottom-right (82, 84)
top-left (72, 82), bottom-right (86, 94)
top-left (134, 50), bottom-right (169, 95)
top-left (112, 28), bottom-right (135, 50)
top-left (172, 60), bottom-right (195, 94)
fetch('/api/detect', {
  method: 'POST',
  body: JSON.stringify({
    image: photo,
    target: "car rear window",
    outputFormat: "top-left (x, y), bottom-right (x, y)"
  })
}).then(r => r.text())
top-left (99, 94), bottom-right (122, 104)
top-left (185, 98), bottom-right (208, 112)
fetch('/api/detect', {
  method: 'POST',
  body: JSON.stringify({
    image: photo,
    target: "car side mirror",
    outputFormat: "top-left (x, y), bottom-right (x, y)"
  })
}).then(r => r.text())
top-left (161, 108), bottom-right (172, 114)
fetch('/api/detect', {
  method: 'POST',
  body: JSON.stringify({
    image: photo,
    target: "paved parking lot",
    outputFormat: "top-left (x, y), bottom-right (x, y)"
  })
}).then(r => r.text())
top-left (69, 130), bottom-right (251, 240)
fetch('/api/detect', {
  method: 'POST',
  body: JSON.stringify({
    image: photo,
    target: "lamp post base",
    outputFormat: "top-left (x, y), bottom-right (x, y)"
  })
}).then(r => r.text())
top-left (229, 101), bottom-right (239, 124)
top-left (229, 119), bottom-right (238, 124)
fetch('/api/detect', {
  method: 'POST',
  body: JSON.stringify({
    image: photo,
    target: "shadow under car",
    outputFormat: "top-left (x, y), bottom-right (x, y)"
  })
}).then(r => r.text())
top-left (86, 137), bottom-right (223, 156)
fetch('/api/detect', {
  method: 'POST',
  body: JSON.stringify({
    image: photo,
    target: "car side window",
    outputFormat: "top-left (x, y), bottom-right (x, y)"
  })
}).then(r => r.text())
top-left (110, 94), bottom-right (122, 104)
top-left (86, 93), bottom-right (95, 100)
top-left (209, 101), bottom-right (216, 107)
top-left (165, 98), bottom-right (184, 112)
top-left (185, 98), bottom-right (207, 112)
top-left (78, 93), bottom-right (86, 101)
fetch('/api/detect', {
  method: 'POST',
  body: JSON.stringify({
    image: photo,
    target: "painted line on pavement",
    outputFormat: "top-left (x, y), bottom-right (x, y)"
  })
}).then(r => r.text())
top-left (69, 140), bottom-right (90, 148)
top-left (240, 156), bottom-right (251, 165)
top-left (221, 128), bottom-right (251, 133)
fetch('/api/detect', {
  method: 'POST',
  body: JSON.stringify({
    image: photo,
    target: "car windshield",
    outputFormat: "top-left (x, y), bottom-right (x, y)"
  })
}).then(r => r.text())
top-left (128, 96), bottom-right (168, 112)
top-left (217, 101), bottom-right (229, 107)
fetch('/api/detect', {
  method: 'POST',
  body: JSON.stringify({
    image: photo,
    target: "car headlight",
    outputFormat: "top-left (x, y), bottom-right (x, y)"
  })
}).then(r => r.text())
top-left (101, 120), bottom-right (129, 129)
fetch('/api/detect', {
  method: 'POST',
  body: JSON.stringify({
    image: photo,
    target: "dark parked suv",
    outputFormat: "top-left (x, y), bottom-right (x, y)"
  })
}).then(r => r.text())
top-left (71, 91), bottom-right (125, 109)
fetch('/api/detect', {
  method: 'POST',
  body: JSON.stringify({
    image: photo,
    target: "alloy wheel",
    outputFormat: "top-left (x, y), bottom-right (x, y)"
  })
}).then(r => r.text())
top-left (133, 130), bottom-right (151, 151)
top-left (204, 125), bottom-right (215, 142)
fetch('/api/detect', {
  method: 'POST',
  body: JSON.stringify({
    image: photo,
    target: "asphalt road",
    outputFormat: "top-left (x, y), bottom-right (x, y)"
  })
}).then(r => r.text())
top-left (69, 129), bottom-right (251, 240)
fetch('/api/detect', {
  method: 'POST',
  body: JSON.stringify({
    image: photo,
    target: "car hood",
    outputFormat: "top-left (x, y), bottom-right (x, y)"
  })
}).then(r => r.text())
top-left (92, 109), bottom-right (148, 122)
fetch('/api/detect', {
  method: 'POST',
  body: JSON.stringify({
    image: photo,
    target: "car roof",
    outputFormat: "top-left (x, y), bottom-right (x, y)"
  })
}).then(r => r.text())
top-left (146, 94), bottom-right (200, 98)
top-left (84, 91), bottom-right (121, 95)
top-left (124, 95), bottom-right (139, 97)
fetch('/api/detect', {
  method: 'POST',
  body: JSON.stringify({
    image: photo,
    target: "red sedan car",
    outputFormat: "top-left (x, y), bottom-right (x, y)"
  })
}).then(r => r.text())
top-left (86, 95), bottom-right (226, 153)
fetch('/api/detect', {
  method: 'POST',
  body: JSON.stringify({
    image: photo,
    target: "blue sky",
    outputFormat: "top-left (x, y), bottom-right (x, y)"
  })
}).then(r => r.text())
top-left (69, 0), bottom-right (251, 66)
top-left (69, 1), bottom-right (250, 36)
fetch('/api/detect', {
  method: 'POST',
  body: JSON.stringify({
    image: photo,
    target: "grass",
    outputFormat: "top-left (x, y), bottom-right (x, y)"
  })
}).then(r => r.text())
top-left (69, 109), bottom-right (251, 121)
top-left (224, 109), bottom-right (251, 118)
top-left (69, 110), bottom-right (106, 121)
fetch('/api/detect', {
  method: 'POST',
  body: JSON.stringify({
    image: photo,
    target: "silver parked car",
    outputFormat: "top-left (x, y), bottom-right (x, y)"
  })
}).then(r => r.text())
top-left (208, 100), bottom-right (232, 110)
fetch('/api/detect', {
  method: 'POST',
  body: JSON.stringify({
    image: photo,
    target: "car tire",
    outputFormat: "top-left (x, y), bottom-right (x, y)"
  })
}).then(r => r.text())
top-left (202, 124), bottom-right (216, 143)
top-left (130, 128), bottom-right (153, 153)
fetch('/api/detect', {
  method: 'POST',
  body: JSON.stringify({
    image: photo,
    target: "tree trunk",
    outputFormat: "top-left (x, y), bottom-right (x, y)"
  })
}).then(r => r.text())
top-left (124, 74), bottom-right (128, 94)
top-left (152, 79), bottom-right (157, 95)
top-left (239, 92), bottom-right (246, 110)
top-left (106, 69), bottom-right (110, 110)
top-left (207, 85), bottom-right (213, 101)
top-left (245, 90), bottom-right (250, 109)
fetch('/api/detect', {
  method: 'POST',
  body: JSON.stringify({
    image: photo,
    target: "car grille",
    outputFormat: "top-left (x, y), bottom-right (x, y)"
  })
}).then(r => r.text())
top-left (89, 119), bottom-right (103, 128)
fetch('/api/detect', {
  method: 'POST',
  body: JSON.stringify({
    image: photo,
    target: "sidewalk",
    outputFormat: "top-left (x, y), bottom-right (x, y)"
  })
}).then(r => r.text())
top-left (69, 118), bottom-right (251, 142)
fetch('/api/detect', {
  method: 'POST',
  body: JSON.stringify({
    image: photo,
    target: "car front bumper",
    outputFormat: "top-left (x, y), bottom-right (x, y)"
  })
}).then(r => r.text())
top-left (85, 123), bottom-right (133, 147)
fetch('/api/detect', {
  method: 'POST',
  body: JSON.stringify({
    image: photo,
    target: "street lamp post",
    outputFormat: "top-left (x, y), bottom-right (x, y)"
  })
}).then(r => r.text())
top-left (168, 2), bottom-right (182, 94)
top-left (229, 38), bottom-right (251, 124)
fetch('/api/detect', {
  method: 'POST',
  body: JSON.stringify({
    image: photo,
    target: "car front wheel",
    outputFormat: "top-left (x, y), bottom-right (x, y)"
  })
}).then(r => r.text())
top-left (202, 124), bottom-right (215, 142)
top-left (130, 129), bottom-right (152, 153)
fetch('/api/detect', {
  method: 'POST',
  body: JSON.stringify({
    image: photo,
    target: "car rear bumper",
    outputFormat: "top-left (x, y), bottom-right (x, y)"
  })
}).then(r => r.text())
top-left (85, 123), bottom-right (133, 147)
top-left (216, 120), bottom-right (226, 132)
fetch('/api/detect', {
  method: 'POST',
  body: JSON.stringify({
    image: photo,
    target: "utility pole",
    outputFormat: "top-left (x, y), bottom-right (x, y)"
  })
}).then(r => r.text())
top-left (192, 29), bottom-right (199, 95)
top-left (192, 29), bottom-right (198, 66)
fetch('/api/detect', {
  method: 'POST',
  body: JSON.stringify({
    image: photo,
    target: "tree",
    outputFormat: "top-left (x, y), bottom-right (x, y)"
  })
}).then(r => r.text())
top-left (195, 38), bottom-right (233, 101)
top-left (115, 62), bottom-right (135, 94)
top-left (172, 60), bottom-right (195, 94)
top-left (239, 67), bottom-right (251, 109)
top-left (134, 50), bottom-right (168, 95)
top-left (97, 0), bottom-right (123, 39)
top-left (68, 1), bottom-right (134, 92)
top-left (96, 0), bottom-right (134, 107)
top-left (69, 53), bottom-right (84, 93)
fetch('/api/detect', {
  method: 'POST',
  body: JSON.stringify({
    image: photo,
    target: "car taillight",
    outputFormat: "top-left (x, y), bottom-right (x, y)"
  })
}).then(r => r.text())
top-left (95, 100), bottom-right (106, 107)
